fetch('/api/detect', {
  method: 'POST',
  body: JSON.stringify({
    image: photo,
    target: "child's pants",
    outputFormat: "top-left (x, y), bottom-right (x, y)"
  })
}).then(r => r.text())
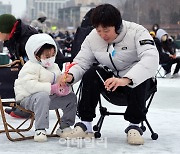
top-left (20, 91), bottom-right (77, 130)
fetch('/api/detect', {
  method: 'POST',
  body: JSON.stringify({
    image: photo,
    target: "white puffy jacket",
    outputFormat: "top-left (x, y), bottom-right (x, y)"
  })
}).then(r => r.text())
top-left (69, 20), bottom-right (159, 87)
top-left (14, 34), bottom-right (61, 101)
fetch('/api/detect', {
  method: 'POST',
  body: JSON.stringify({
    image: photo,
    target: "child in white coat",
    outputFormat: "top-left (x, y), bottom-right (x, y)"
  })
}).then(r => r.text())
top-left (14, 33), bottom-right (77, 142)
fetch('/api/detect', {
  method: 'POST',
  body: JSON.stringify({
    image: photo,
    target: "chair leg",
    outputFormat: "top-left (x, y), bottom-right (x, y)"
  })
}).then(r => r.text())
top-left (0, 99), bottom-right (61, 141)
top-left (93, 107), bottom-right (109, 138)
top-left (144, 118), bottom-right (158, 140)
top-left (156, 65), bottom-right (165, 78)
top-left (49, 109), bottom-right (61, 137)
top-left (140, 121), bottom-right (146, 132)
top-left (0, 101), bottom-right (34, 141)
top-left (93, 115), bottom-right (105, 138)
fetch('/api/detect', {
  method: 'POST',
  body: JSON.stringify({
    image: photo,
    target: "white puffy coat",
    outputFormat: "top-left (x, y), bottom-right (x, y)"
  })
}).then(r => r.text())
top-left (69, 20), bottom-right (159, 87)
top-left (14, 34), bottom-right (61, 101)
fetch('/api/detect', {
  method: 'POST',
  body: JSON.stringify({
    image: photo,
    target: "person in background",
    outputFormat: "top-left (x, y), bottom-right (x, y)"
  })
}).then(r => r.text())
top-left (14, 33), bottom-right (77, 142)
top-left (70, 8), bottom-right (94, 61)
top-left (0, 14), bottom-right (67, 118)
top-left (152, 24), bottom-right (159, 35)
top-left (58, 4), bottom-right (159, 145)
top-left (0, 14), bottom-right (38, 118)
top-left (156, 29), bottom-right (180, 78)
top-left (0, 14), bottom-right (38, 61)
top-left (30, 11), bottom-right (48, 33)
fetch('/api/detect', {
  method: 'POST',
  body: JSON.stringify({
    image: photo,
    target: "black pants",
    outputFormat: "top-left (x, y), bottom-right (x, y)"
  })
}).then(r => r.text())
top-left (78, 66), bottom-right (151, 124)
top-left (162, 57), bottom-right (180, 74)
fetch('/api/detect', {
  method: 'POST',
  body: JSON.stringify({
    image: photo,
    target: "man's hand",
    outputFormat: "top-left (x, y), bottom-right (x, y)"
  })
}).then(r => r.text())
top-left (169, 54), bottom-right (176, 59)
top-left (104, 77), bottom-right (132, 91)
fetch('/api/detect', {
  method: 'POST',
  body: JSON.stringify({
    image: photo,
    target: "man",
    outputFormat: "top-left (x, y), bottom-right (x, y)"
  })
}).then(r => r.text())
top-left (70, 8), bottom-right (94, 61)
top-left (152, 24), bottom-right (159, 34)
top-left (156, 29), bottom-right (180, 78)
top-left (0, 14), bottom-right (38, 61)
top-left (30, 11), bottom-right (48, 33)
top-left (0, 14), bottom-right (38, 118)
top-left (58, 4), bottom-right (159, 145)
top-left (0, 14), bottom-right (67, 118)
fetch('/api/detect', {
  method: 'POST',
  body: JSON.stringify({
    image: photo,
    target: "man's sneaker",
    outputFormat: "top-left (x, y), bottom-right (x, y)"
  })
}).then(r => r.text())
top-left (56, 127), bottom-right (72, 137)
top-left (34, 129), bottom-right (47, 142)
top-left (60, 122), bottom-right (94, 139)
top-left (125, 125), bottom-right (144, 145)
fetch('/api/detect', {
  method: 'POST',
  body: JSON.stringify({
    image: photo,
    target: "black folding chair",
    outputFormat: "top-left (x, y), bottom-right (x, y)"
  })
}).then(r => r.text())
top-left (76, 77), bottom-right (158, 140)
top-left (155, 63), bottom-right (167, 78)
top-left (93, 78), bottom-right (158, 140)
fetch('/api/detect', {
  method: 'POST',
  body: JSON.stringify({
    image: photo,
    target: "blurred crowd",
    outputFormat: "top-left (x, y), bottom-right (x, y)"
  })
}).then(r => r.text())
top-left (0, 12), bottom-right (75, 61)
top-left (1, 12), bottom-right (180, 79)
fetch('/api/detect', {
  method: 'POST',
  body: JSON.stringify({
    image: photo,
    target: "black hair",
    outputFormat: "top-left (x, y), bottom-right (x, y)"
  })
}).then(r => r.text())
top-left (36, 43), bottom-right (55, 57)
top-left (91, 4), bottom-right (122, 34)
top-left (152, 24), bottom-right (159, 33)
top-left (38, 17), bottom-right (46, 23)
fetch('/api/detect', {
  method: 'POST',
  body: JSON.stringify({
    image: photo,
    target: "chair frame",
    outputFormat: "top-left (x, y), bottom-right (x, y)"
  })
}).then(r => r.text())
top-left (0, 98), bottom-right (61, 141)
top-left (0, 59), bottom-right (61, 141)
top-left (92, 78), bottom-right (159, 140)
top-left (155, 64), bottom-right (166, 78)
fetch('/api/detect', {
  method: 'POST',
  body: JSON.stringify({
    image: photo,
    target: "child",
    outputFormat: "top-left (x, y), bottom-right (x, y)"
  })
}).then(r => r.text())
top-left (14, 33), bottom-right (77, 142)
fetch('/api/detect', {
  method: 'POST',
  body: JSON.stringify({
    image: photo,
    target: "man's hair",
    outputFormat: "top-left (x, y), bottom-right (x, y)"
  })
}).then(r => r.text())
top-left (91, 4), bottom-right (122, 33)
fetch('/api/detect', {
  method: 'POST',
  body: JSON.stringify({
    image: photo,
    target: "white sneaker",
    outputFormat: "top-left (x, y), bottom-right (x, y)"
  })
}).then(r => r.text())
top-left (60, 122), bottom-right (94, 139)
top-left (127, 129), bottom-right (144, 145)
top-left (56, 127), bottom-right (72, 137)
top-left (125, 125), bottom-right (144, 145)
top-left (34, 129), bottom-right (47, 142)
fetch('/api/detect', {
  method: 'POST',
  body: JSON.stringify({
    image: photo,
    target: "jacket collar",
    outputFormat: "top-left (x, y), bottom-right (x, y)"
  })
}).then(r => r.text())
top-left (112, 20), bottom-right (127, 44)
top-left (8, 19), bottom-right (22, 41)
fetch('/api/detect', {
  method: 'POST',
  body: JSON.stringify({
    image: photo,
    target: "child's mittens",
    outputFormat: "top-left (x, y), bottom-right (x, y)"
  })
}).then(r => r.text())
top-left (51, 83), bottom-right (60, 95)
top-left (51, 83), bottom-right (72, 96)
top-left (58, 84), bottom-right (72, 96)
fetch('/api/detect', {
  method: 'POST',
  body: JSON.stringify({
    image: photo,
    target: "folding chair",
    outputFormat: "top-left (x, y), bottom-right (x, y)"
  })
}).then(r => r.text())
top-left (155, 63), bottom-right (167, 78)
top-left (92, 78), bottom-right (158, 140)
top-left (0, 59), bottom-right (61, 141)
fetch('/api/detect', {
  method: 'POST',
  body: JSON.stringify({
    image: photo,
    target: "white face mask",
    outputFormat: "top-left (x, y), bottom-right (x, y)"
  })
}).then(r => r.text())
top-left (40, 56), bottom-right (55, 68)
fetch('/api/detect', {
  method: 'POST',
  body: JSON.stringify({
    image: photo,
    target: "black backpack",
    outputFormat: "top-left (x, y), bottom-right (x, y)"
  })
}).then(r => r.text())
top-left (71, 8), bottom-right (94, 60)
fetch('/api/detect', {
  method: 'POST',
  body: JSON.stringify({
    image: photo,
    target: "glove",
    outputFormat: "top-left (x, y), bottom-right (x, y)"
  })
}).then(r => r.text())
top-left (51, 83), bottom-right (60, 95)
top-left (51, 83), bottom-right (71, 96)
top-left (58, 84), bottom-right (72, 96)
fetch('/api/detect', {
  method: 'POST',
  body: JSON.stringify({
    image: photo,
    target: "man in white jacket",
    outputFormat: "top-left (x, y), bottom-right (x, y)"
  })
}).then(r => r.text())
top-left (58, 4), bottom-right (159, 145)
